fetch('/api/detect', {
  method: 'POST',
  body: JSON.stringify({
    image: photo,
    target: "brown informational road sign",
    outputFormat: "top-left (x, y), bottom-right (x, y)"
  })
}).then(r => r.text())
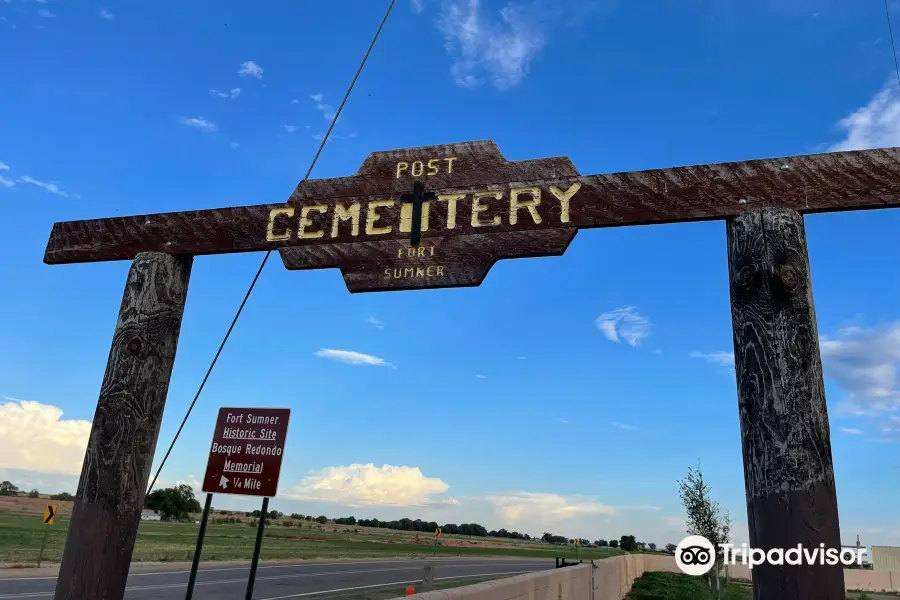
top-left (201, 407), bottom-right (291, 498)
top-left (43, 140), bottom-right (900, 292)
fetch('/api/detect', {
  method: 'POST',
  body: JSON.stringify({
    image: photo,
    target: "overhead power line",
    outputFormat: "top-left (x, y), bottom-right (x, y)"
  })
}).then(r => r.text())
top-left (145, 0), bottom-right (399, 497)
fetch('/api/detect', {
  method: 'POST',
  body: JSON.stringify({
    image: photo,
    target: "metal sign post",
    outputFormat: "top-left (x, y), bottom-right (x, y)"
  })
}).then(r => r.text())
top-left (184, 493), bottom-right (214, 600)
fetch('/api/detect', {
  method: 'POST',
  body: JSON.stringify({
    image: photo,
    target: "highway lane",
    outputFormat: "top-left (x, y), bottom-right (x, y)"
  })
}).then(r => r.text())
top-left (0, 558), bottom-right (554, 600)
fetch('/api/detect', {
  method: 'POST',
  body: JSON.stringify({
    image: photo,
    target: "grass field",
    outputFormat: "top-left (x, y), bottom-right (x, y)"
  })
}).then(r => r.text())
top-left (627, 572), bottom-right (752, 600)
top-left (0, 501), bottom-right (621, 566)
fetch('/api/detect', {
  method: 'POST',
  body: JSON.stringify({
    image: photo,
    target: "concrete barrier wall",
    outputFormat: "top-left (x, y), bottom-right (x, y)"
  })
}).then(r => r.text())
top-left (723, 563), bottom-right (900, 592)
top-left (398, 554), bottom-right (900, 600)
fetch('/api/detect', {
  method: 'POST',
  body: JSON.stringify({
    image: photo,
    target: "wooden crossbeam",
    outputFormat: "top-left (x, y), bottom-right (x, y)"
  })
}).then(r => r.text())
top-left (44, 143), bottom-right (900, 265)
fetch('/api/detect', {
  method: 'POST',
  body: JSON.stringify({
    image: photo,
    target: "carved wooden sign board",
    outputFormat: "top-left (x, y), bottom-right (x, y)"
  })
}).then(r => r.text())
top-left (44, 140), bottom-right (900, 293)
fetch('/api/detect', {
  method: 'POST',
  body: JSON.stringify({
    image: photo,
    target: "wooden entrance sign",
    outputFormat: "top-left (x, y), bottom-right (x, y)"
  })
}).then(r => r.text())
top-left (45, 140), bottom-right (900, 292)
top-left (44, 140), bottom-right (900, 600)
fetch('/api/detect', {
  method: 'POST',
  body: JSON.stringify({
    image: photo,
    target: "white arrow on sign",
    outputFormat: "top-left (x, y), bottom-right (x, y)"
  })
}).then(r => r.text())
top-left (219, 475), bottom-right (229, 489)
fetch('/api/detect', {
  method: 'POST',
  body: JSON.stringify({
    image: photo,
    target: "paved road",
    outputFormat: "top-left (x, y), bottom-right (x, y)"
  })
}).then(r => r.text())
top-left (0, 558), bottom-right (553, 600)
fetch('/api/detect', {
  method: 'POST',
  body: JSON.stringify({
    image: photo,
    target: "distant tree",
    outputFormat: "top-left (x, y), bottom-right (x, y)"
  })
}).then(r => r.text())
top-left (609, 539), bottom-right (619, 549)
top-left (268, 510), bottom-right (281, 519)
top-left (636, 541), bottom-right (647, 550)
top-left (596, 539), bottom-right (608, 547)
top-left (315, 515), bottom-right (328, 524)
top-left (27, 489), bottom-right (40, 498)
top-left (0, 481), bottom-right (19, 496)
top-left (619, 535), bottom-right (637, 552)
top-left (648, 543), bottom-right (657, 551)
top-left (665, 543), bottom-right (677, 554)
top-left (50, 492), bottom-right (74, 501)
top-left (143, 484), bottom-right (201, 521)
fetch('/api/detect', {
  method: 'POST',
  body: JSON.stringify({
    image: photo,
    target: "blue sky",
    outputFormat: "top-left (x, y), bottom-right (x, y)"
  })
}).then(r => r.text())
top-left (1, 0), bottom-right (900, 549)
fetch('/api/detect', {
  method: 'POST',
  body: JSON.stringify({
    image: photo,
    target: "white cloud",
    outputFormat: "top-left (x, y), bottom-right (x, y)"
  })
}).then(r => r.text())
top-left (229, 141), bottom-right (239, 149)
top-left (99, 8), bottom-right (113, 19)
top-left (291, 98), bottom-right (300, 105)
top-left (0, 161), bottom-right (8, 171)
top-left (282, 463), bottom-right (451, 507)
top-left (830, 80), bottom-right (900, 151)
top-left (366, 317), bottom-right (385, 329)
top-left (0, 399), bottom-right (91, 475)
top-left (210, 88), bottom-right (240, 100)
top-left (238, 60), bottom-right (263, 79)
top-left (179, 116), bottom-right (217, 132)
top-left (595, 306), bottom-right (652, 347)
top-left (17, 175), bottom-right (71, 197)
top-left (475, 374), bottom-right (487, 379)
top-left (282, 124), bottom-right (297, 133)
top-left (314, 349), bottom-right (394, 367)
top-left (411, 0), bottom-right (424, 13)
top-left (517, 356), bottom-right (526, 360)
top-left (0, 175), bottom-right (13, 188)
top-left (820, 322), bottom-right (900, 416)
top-left (436, 0), bottom-right (549, 90)
top-left (310, 93), bottom-right (337, 121)
top-left (839, 427), bottom-right (863, 435)
top-left (689, 350), bottom-right (735, 368)
top-left (481, 492), bottom-right (616, 524)
top-left (37, 8), bottom-right (54, 17)
top-left (612, 421), bottom-right (637, 431)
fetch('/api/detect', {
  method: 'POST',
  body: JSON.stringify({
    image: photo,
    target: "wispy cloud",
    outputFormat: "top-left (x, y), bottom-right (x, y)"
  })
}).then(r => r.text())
top-left (238, 60), bottom-right (263, 79)
top-left (475, 374), bottom-right (488, 379)
top-left (595, 306), bottom-right (652, 347)
top-left (517, 356), bottom-right (527, 360)
top-left (689, 351), bottom-right (735, 369)
top-left (434, 0), bottom-right (550, 90)
top-left (229, 141), bottom-right (240, 149)
top-left (555, 418), bottom-right (568, 424)
top-left (0, 161), bottom-right (8, 171)
top-left (210, 88), bottom-right (240, 100)
top-left (830, 78), bottom-right (900, 151)
top-left (314, 349), bottom-right (394, 368)
top-left (310, 93), bottom-right (337, 121)
top-left (18, 176), bottom-right (72, 198)
top-left (612, 421), bottom-right (637, 431)
top-left (366, 317), bottom-right (385, 330)
top-left (0, 175), bottom-right (14, 189)
top-left (99, 8), bottom-right (113, 19)
top-left (839, 427), bottom-right (863, 435)
top-left (282, 124), bottom-right (297, 133)
top-left (37, 8), bottom-right (54, 17)
top-left (290, 98), bottom-right (300, 105)
top-left (411, 0), bottom-right (424, 13)
top-left (179, 116), bottom-right (217, 132)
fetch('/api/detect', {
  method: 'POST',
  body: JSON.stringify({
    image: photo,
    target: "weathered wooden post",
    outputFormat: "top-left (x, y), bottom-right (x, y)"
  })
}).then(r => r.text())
top-left (727, 208), bottom-right (845, 599)
top-left (54, 252), bottom-right (192, 600)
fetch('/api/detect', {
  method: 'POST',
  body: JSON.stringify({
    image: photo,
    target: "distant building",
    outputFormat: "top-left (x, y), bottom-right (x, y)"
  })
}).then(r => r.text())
top-left (871, 546), bottom-right (900, 572)
top-left (140, 509), bottom-right (161, 521)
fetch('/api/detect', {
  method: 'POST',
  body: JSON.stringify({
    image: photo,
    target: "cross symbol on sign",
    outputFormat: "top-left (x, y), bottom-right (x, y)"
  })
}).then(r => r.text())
top-left (399, 181), bottom-right (436, 246)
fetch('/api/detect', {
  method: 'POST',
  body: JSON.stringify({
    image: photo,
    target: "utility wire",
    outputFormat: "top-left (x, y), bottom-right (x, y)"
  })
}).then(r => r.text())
top-left (146, 0), bottom-right (398, 497)
top-left (885, 0), bottom-right (900, 88)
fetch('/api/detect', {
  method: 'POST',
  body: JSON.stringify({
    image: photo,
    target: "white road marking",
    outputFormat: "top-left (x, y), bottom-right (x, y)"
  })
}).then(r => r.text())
top-left (0, 557), bottom-right (546, 581)
top-left (0, 564), bottom-right (545, 598)
top-left (257, 570), bottom-right (534, 600)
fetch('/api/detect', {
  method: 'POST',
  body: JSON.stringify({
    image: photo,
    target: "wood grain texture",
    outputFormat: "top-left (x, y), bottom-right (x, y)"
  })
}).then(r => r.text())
top-left (44, 143), bottom-right (900, 265)
top-left (726, 209), bottom-right (844, 600)
top-left (54, 252), bottom-right (192, 600)
top-left (278, 229), bottom-right (577, 292)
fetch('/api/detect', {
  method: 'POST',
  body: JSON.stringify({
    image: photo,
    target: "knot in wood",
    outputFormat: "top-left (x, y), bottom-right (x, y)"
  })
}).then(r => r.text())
top-left (779, 264), bottom-right (799, 291)
top-left (126, 337), bottom-right (143, 357)
top-left (738, 265), bottom-right (755, 287)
